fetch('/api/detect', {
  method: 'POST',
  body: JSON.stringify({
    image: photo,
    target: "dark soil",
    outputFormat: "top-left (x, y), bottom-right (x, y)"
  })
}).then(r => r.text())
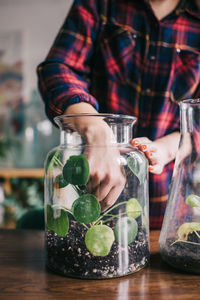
top-left (160, 233), bottom-right (200, 274)
top-left (46, 220), bottom-right (149, 279)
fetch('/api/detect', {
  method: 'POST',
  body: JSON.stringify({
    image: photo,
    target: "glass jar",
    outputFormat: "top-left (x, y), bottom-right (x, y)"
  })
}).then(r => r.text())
top-left (44, 114), bottom-right (149, 279)
top-left (159, 99), bottom-right (200, 274)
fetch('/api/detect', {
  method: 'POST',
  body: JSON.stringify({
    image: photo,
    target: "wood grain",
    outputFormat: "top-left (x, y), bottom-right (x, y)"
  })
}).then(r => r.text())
top-left (0, 229), bottom-right (199, 300)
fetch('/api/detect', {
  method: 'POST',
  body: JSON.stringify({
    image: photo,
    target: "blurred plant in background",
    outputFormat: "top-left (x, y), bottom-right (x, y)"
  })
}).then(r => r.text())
top-left (0, 90), bottom-right (59, 229)
top-left (0, 139), bottom-right (6, 158)
top-left (0, 89), bottom-right (59, 169)
top-left (0, 177), bottom-right (44, 228)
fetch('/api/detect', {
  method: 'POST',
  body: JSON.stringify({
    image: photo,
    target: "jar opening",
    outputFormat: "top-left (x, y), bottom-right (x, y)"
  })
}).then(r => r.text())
top-left (180, 98), bottom-right (200, 107)
top-left (54, 113), bottom-right (137, 146)
top-left (54, 113), bottom-right (137, 127)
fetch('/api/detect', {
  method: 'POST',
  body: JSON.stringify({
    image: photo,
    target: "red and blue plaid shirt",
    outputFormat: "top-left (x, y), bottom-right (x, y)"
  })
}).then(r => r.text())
top-left (37, 0), bottom-right (200, 229)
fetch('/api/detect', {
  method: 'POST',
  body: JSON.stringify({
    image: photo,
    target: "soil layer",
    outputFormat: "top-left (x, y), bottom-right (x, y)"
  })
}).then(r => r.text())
top-left (160, 233), bottom-right (200, 274)
top-left (46, 220), bottom-right (149, 279)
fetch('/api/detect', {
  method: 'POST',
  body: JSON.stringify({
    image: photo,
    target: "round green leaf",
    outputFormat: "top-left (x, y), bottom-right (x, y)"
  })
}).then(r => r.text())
top-left (63, 155), bottom-right (89, 186)
top-left (127, 152), bottom-right (147, 184)
top-left (186, 194), bottom-right (200, 208)
top-left (72, 194), bottom-right (100, 223)
top-left (85, 225), bottom-right (115, 256)
top-left (46, 204), bottom-right (69, 237)
top-left (55, 174), bottom-right (68, 188)
top-left (126, 198), bottom-right (142, 219)
top-left (114, 216), bottom-right (138, 246)
top-left (177, 222), bottom-right (200, 241)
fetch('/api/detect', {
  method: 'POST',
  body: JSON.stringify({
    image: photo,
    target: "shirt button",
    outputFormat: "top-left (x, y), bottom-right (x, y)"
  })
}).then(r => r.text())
top-left (140, 121), bottom-right (146, 128)
top-left (146, 88), bottom-right (151, 95)
top-left (176, 48), bottom-right (181, 53)
top-left (150, 55), bottom-right (156, 61)
top-left (132, 33), bottom-right (137, 39)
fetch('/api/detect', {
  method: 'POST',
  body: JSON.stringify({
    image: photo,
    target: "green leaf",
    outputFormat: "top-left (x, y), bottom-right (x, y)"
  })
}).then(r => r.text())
top-left (46, 204), bottom-right (69, 237)
top-left (63, 155), bottom-right (89, 186)
top-left (127, 152), bottom-right (147, 184)
top-left (85, 225), bottom-right (115, 256)
top-left (72, 194), bottom-right (100, 224)
top-left (47, 151), bottom-right (61, 172)
top-left (55, 174), bottom-right (68, 189)
top-left (114, 216), bottom-right (138, 246)
top-left (186, 194), bottom-right (200, 208)
top-left (126, 197), bottom-right (142, 219)
top-left (177, 222), bottom-right (200, 241)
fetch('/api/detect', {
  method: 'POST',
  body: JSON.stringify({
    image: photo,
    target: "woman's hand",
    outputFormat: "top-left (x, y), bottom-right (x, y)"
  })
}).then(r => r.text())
top-left (80, 121), bottom-right (126, 212)
top-left (131, 132), bottom-right (180, 174)
top-left (65, 103), bottom-right (125, 211)
top-left (85, 143), bottom-right (126, 212)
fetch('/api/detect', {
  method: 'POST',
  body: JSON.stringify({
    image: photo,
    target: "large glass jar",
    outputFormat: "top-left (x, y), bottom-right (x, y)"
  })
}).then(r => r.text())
top-left (45, 114), bottom-right (149, 279)
top-left (159, 99), bottom-right (200, 274)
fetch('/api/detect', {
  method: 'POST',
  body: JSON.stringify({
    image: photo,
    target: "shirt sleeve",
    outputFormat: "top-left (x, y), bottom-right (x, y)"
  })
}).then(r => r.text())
top-left (37, 0), bottom-right (101, 123)
top-left (193, 83), bottom-right (200, 99)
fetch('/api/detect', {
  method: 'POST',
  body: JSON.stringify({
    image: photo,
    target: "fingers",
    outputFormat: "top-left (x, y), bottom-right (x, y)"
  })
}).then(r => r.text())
top-left (100, 184), bottom-right (125, 212)
top-left (131, 138), bottom-right (165, 175)
top-left (87, 169), bottom-right (125, 211)
top-left (90, 172), bottom-right (125, 202)
top-left (93, 178), bottom-right (112, 202)
top-left (87, 173), bottom-right (100, 194)
top-left (131, 138), bottom-right (156, 164)
top-left (148, 164), bottom-right (164, 175)
top-left (131, 137), bottom-right (151, 146)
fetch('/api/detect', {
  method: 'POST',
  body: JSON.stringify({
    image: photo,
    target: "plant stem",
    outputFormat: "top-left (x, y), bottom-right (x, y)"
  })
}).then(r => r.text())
top-left (81, 223), bottom-right (89, 229)
top-left (194, 230), bottom-right (200, 239)
top-left (95, 201), bottom-right (127, 224)
top-left (101, 212), bottom-right (127, 224)
top-left (52, 204), bottom-right (73, 216)
top-left (72, 185), bottom-right (82, 196)
top-left (170, 239), bottom-right (200, 246)
top-left (54, 156), bottom-right (64, 168)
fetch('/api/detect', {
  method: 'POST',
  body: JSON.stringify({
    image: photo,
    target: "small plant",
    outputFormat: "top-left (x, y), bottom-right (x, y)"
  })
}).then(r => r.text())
top-left (46, 152), bottom-right (145, 256)
top-left (1, 178), bottom-right (44, 228)
top-left (171, 194), bottom-right (200, 246)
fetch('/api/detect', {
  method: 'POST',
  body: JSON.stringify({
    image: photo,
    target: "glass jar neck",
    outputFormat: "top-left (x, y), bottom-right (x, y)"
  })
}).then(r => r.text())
top-left (180, 99), bottom-right (200, 134)
top-left (55, 114), bottom-right (137, 146)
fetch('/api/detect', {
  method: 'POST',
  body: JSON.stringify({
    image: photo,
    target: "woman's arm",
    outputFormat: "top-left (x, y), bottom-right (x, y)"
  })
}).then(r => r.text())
top-left (37, 0), bottom-right (101, 123)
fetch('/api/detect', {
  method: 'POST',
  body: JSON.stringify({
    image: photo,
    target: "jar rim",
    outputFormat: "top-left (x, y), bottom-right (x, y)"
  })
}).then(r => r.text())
top-left (54, 113), bottom-right (137, 124)
top-left (180, 98), bottom-right (200, 107)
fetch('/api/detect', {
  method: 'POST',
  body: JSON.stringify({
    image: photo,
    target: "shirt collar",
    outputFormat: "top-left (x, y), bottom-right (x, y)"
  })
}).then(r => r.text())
top-left (185, 0), bottom-right (200, 19)
top-left (143, 0), bottom-right (200, 20)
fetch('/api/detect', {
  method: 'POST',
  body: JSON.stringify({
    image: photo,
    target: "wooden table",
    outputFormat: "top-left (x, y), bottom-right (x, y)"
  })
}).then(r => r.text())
top-left (0, 229), bottom-right (199, 300)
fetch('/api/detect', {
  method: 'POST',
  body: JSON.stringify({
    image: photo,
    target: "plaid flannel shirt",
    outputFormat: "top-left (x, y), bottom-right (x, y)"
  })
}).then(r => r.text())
top-left (37, 0), bottom-right (200, 229)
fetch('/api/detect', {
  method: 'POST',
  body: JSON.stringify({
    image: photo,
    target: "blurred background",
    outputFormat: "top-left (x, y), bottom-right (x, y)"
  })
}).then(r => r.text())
top-left (0, 0), bottom-right (73, 228)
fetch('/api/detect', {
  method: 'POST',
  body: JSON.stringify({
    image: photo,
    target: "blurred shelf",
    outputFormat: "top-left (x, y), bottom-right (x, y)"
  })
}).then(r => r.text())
top-left (0, 169), bottom-right (44, 178)
top-left (0, 168), bottom-right (44, 178)
top-left (0, 168), bottom-right (44, 194)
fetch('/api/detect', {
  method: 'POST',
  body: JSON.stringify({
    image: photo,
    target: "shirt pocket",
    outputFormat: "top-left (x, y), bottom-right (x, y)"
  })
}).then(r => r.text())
top-left (94, 22), bottom-right (137, 83)
top-left (170, 49), bottom-right (200, 103)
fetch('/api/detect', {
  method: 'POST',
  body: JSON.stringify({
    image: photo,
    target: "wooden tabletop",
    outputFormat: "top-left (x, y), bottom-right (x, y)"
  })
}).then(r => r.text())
top-left (0, 229), bottom-right (199, 300)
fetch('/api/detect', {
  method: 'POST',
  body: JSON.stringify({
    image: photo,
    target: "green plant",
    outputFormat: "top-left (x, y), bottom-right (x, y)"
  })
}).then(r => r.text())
top-left (46, 152), bottom-right (145, 256)
top-left (171, 194), bottom-right (200, 246)
top-left (0, 139), bottom-right (6, 158)
top-left (1, 178), bottom-right (44, 227)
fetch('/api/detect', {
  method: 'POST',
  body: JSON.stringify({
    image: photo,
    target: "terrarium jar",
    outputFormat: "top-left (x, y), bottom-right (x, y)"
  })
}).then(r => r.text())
top-left (159, 99), bottom-right (200, 274)
top-left (44, 114), bottom-right (149, 279)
